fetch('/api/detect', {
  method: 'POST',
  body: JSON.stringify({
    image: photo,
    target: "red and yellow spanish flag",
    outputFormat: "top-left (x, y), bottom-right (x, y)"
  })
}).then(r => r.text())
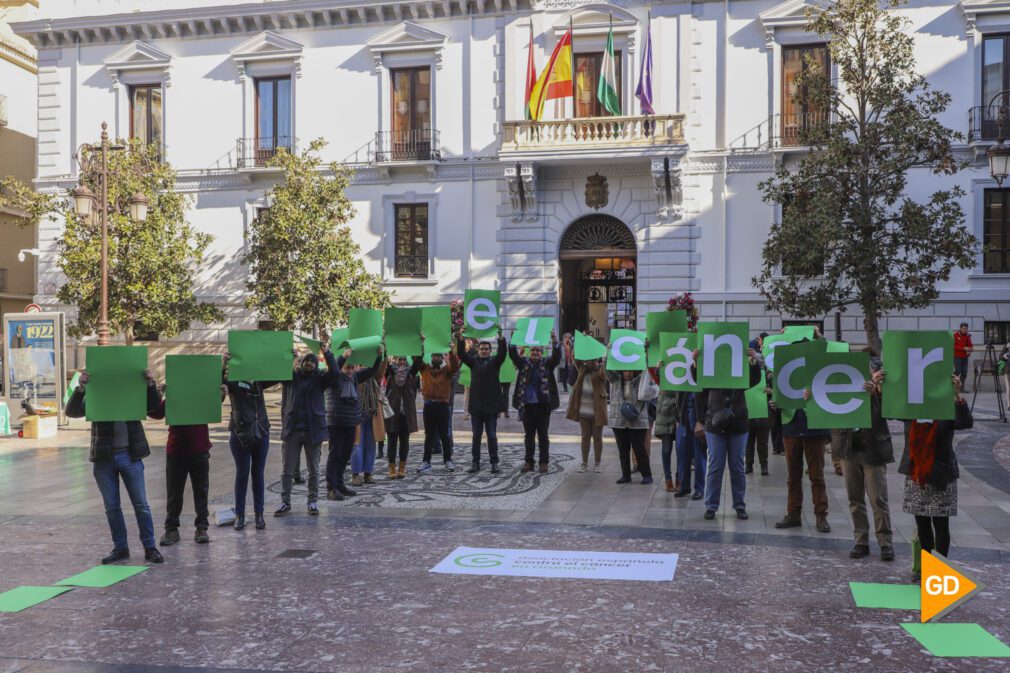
top-left (528, 30), bottom-right (572, 121)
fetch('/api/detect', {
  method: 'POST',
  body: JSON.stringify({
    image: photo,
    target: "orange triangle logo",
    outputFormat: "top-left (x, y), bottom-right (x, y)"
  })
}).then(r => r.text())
top-left (920, 551), bottom-right (983, 623)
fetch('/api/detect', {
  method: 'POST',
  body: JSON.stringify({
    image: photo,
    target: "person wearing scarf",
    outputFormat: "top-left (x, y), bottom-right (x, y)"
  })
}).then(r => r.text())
top-left (509, 331), bottom-right (562, 474)
top-left (897, 372), bottom-right (973, 577)
top-left (384, 356), bottom-right (420, 479)
top-left (350, 358), bottom-right (388, 486)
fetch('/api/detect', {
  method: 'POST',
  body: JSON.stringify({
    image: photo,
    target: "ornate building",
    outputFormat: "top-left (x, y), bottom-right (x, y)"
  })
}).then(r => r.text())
top-left (10, 0), bottom-right (1010, 345)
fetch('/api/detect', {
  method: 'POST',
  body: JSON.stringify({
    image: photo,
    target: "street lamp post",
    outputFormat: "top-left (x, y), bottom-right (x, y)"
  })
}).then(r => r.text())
top-left (985, 90), bottom-right (1010, 187)
top-left (72, 122), bottom-right (149, 346)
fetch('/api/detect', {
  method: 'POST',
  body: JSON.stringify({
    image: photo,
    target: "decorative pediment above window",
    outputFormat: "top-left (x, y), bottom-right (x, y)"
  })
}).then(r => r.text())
top-left (759, 0), bottom-right (816, 45)
top-left (103, 41), bottom-right (171, 86)
top-left (961, 1), bottom-right (1010, 34)
top-left (552, 4), bottom-right (638, 39)
top-left (367, 21), bottom-right (448, 71)
top-left (230, 31), bottom-right (304, 77)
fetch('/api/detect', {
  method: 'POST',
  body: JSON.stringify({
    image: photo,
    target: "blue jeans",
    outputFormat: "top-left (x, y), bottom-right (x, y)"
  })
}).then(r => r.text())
top-left (676, 423), bottom-right (707, 495)
top-left (351, 421), bottom-right (377, 474)
top-left (704, 431), bottom-right (748, 512)
top-left (230, 433), bottom-right (269, 517)
top-left (93, 451), bottom-right (156, 550)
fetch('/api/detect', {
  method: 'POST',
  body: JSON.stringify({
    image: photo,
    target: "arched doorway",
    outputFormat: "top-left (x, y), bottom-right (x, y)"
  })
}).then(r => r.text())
top-left (558, 215), bottom-right (637, 342)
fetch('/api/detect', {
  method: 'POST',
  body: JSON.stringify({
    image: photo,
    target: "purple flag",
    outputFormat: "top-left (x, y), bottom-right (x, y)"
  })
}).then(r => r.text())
top-left (636, 20), bottom-right (655, 115)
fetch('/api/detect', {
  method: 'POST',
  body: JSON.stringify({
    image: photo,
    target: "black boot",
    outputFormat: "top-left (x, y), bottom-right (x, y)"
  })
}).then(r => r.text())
top-left (101, 548), bottom-right (130, 565)
top-left (255, 514), bottom-right (266, 530)
top-left (234, 515), bottom-right (246, 531)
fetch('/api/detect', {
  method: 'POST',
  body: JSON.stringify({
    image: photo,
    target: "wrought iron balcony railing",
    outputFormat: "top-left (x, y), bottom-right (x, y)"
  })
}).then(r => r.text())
top-left (374, 129), bottom-right (441, 162)
top-left (501, 114), bottom-right (685, 153)
top-left (236, 136), bottom-right (297, 169)
top-left (394, 254), bottom-right (429, 278)
top-left (968, 104), bottom-right (1008, 143)
top-left (729, 112), bottom-right (829, 151)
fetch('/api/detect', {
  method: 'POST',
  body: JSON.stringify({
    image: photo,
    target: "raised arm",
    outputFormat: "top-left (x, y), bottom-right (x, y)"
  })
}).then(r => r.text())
top-left (508, 344), bottom-right (524, 369)
top-left (547, 339), bottom-right (562, 369)
top-left (457, 337), bottom-right (475, 368)
top-left (493, 334), bottom-right (508, 367)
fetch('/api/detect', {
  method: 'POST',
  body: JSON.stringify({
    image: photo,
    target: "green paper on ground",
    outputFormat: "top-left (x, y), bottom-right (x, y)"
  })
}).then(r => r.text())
top-left (881, 331), bottom-right (954, 421)
top-left (55, 565), bottom-right (149, 588)
top-left (806, 352), bottom-right (870, 430)
top-left (165, 355), bottom-right (223, 426)
top-left (84, 346), bottom-right (149, 422)
top-left (499, 354), bottom-right (517, 383)
top-left (0, 586), bottom-right (73, 612)
top-left (574, 331), bottom-right (608, 361)
top-left (849, 582), bottom-right (920, 610)
top-left (459, 364), bottom-right (471, 387)
top-left (511, 317), bottom-right (554, 347)
top-left (384, 307), bottom-right (423, 357)
top-left (647, 310), bottom-right (688, 365)
top-left (463, 289), bottom-right (501, 338)
top-left (63, 371), bottom-right (81, 406)
top-left (658, 332), bottom-right (698, 391)
top-left (227, 330), bottom-right (293, 382)
top-left (783, 325), bottom-right (816, 341)
top-left (606, 329), bottom-right (647, 371)
top-left (348, 308), bottom-right (383, 340)
top-left (762, 333), bottom-right (797, 372)
top-left (900, 623), bottom-right (1010, 658)
top-left (827, 341), bottom-right (850, 353)
top-left (421, 306), bottom-right (452, 355)
top-left (745, 380), bottom-right (769, 419)
top-left (773, 340), bottom-right (827, 411)
top-left (696, 322), bottom-right (750, 389)
top-left (339, 335), bottom-right (383, 366)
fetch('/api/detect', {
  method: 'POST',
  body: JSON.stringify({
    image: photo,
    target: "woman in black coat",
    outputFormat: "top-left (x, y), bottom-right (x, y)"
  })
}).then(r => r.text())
top-left (384, 356), bottom-right (420, 479)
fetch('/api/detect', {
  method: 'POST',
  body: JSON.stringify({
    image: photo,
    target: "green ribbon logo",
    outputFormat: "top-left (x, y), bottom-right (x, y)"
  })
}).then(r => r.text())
top-left (453, 553), bottom-right (505, 568)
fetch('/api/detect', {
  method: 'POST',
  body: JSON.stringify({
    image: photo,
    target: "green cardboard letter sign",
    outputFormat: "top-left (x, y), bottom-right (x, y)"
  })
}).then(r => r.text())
top-left (384, 307), bottom-right (423, 357)
top-left (805, 352), bottom-right (871, 430)
top-left (165, 355), bottom-right (223, 426)
top-left (574, 331), bottom-right (607, 361)
top-left (511, 317), bottom-right (554, 347)
top-left (697, 322), bottom-right (750, 389)
top-left (773, 340), bottom-right (826, 411)
top-left (658, 332), bottom-right (698, 391)
top-left (606, 329), bottom-right (647, 371)
top-left (463, 290), bottom-right (501, 338)
top-left (881, 331), bottom-right (954, 420)
top-left (646, 310), bottom-right (688, 366)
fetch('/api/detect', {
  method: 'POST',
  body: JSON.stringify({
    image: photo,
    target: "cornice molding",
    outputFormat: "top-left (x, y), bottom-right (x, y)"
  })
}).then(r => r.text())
top-left (11, 0), bottom-right (537, 48)
top-left (0, 32), bottom-right (37, 72)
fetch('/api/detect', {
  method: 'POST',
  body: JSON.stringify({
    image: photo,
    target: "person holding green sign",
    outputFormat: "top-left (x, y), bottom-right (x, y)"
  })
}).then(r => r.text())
top-left (457, 330), bottom-right (508, 474)
top-left (828, 362), bottom-right (896, 562)
top-left (509, 331), bottom-right (562, 474)
top-left (148, 385), bottom-right (226, 546)
top-left (695, 347), bottom-right (762, 520)
top-left (606, 369), bottom-right (653, 485)
top-left (414, 341), bottom-right (462, 474)
top-left (384, 356), bottom-right (420, 480)
top-left (897, 372), bottom-right (974, 573)
top-left (65, 369), bottom-right (166, 565)
top-left (275, 350), bottom-right (336, 517)
top-left (323, 345), bottom-right (384, 498)
top-left (565, 357), bottom-right (608, 473)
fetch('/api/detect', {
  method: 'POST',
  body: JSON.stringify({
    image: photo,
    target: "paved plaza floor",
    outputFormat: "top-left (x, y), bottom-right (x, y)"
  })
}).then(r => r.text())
top-left (1, 391), bottom-right (1008, 672)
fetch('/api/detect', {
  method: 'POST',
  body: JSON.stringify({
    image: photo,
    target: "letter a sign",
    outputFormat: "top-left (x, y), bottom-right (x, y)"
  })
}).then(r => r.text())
top-left (920, 551), bottom-right (983, 623)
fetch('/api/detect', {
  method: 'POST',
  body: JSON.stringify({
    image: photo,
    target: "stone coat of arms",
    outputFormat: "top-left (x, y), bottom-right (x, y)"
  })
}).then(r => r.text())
top-left (585, 173), bottom-right (609, 211)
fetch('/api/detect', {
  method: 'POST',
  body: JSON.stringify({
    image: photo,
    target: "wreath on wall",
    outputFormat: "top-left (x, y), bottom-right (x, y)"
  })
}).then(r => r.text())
top-left (668, 292), bottom-right (699, 332)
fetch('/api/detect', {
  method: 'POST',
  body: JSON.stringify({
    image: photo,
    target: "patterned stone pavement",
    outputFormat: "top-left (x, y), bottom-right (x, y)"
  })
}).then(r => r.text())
top-left (1, 391), bottom-right (1009, 672)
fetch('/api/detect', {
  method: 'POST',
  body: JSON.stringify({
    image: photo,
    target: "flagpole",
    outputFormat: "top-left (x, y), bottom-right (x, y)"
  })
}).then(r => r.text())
top-left (645, 10), bottom-right (651, 116)
top-left (570, 17), bottom-right (575, 120)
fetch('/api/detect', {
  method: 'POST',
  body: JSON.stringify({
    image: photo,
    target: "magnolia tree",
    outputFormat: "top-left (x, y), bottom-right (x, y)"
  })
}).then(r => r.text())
top-left (0, 141), bottom-right (221, 343)
top-left (243, 139), bottom-right (390, 335)
top-left (754, 0), bottom-right (979, 353)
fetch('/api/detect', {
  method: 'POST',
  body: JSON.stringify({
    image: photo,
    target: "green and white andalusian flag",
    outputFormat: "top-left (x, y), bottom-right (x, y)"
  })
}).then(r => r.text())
top-left (597, 23), bottom-right (621, 115)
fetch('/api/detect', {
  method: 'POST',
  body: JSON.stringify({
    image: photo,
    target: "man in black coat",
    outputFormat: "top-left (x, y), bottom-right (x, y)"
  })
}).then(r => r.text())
top-left (509, 330), bottom-right (561, 474)
top-left (458, 330), bottom-right (507, 474)
top-left (65, 368), bottom-right (165, 565)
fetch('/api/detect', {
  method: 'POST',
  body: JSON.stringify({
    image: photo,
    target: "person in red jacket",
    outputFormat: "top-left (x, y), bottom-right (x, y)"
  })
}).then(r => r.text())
top-left (149, 383), bottom-right (226, 546)
top-left (953, 323), bottom-right (973, 393)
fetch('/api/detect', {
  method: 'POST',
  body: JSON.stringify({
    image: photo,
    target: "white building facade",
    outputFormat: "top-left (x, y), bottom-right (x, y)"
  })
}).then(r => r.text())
top-left (11, 0), bottom-right (1010, 348)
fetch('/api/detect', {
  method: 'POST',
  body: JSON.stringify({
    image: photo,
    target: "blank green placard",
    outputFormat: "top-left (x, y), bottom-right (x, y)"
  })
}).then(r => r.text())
top-left (55, 565), bottom-right (148, 588)
top-left (298, 335), bottom-right (322, 355)
top-left (849, 582), bottom-right (920, 610)
top-left (385, 307), bottom-right (423, 357)
top-left (348, 308), bottom-right (383, 340)
top-left (0, 586), bottom-right (73, 612)
top-left (339, 335), bottom-right (383, 366)
top-left (745, 380), bottom-right (769, 420)
top-left (421, 306), bottom-right (452, 355)
top-left (459, 364), bottom-right (471, 387)
top-left (783, 325), bottom-right (815, 341)
top-left (646, 310), bottom-right (688, 365)
top-left (827, 341), bottom-right (850, 353)
top-left (499, 354), bottom-right (517, 383)
top-left (574, 331), bottom-right (608, 361)
top-left (227, 330), bottom-right (293, 382)
top-left (165, 355), bottom-right (222, 426)
top-left (901, 623), bottom-right (1010, 658)
top-left (84, 346), bottom-right (149, 422)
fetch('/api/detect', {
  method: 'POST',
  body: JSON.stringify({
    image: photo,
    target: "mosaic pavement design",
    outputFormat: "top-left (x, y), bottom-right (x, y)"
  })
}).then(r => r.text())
top-left (212, 443), bottom-right (580, 511)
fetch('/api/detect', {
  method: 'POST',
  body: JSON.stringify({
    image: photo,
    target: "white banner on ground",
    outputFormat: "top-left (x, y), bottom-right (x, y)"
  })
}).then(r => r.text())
top-left (430, 546), bottom-right (679, 582)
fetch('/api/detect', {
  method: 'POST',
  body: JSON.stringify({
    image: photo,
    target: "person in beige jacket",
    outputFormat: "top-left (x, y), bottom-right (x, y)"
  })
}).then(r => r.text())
top-left (566, 359), bottom-right (609, 472)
